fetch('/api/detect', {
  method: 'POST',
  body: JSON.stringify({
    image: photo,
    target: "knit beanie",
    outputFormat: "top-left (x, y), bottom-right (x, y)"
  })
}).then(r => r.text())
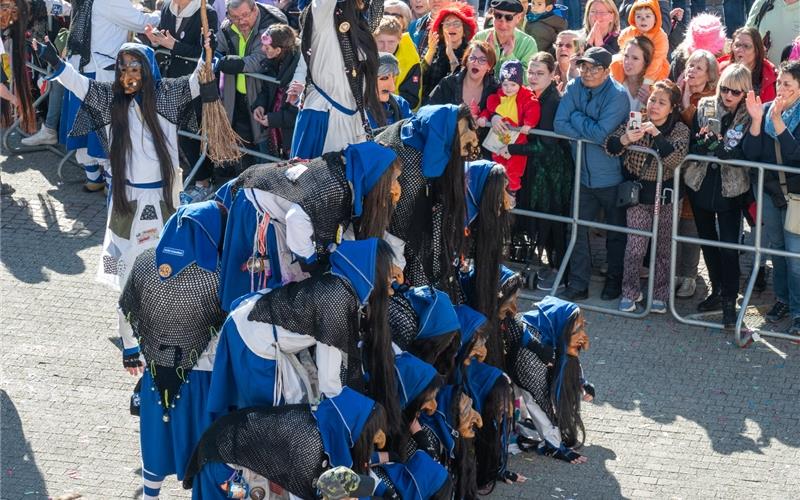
top-left (685, 13), bottom-right (726, 56)
top-left (499, 60), bottom-right (523, 86)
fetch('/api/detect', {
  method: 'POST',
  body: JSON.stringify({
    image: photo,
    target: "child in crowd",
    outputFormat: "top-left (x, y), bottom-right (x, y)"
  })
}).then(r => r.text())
top-left (523, 0), bottom-right (568, 53)
top-left (478, 60), bottom-right (541, 192)
top-left (617, 0), bottom-right (669, 89)
top-left (374, 15), bottom-right (423, 110)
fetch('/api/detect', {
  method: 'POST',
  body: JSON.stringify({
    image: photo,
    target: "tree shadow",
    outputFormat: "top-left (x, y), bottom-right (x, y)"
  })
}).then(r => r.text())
top-left (587, 312), bottom-right (800, 456)
top-left (0, 390), bottom-right (49, 500)
top-left (1, 150), bottom-right (106, 283)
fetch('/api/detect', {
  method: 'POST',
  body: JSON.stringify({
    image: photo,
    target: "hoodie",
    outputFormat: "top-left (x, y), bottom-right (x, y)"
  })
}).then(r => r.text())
top-left (616, 0), bottom-right (670, 83)
top-left (523, 4), bottom-right (568, 53)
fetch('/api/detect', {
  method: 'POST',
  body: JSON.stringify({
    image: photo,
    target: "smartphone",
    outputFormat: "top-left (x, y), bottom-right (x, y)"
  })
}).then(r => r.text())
top-left (707, 118), bottom-right (721, 136)
top-left (628, 111), bottom-right (642, 130)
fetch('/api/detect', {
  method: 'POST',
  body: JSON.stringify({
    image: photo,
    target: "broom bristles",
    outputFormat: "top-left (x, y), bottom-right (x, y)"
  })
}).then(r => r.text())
top-left (198, 35), bottom-right (245, 164)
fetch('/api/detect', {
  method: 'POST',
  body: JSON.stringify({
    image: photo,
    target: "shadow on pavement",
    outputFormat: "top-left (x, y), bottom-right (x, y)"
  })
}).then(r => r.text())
top-left (0, 390), bottom-right (49, 500)
top-left (588, 310), bottom-right (800, 456)
top-left (1, 150), bottom-right (105, 283)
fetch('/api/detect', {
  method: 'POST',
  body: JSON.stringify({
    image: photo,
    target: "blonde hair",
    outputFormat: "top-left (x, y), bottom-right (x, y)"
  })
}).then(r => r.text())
top-left (717, 63), bottom-right (753, 95)
top-left (375, 15), bottom-right (403, 38)
top-left (685, 49), bottom-right (719, 91)
top-left (582, 0), bottom-right (620, 35)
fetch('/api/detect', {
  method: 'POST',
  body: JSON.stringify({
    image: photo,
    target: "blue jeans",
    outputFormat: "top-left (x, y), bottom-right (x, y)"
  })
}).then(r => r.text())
top-left (45, 80), bottom-right (64, 131)
top-left (723, 0), bottom-right (754, 32)
top-left (762, 196), bottom-right (800, 319)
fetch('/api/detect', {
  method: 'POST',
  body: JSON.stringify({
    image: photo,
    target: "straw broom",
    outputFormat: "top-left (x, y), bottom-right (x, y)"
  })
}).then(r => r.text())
top-left (199, 0), bottom-right (243, 163)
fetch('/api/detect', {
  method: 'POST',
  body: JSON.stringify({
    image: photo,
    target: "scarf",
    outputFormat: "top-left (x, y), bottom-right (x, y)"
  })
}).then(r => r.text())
top-left (765, 98), bottom-right (800, 139)
top-left (67, 0), bottom-right (94, 71)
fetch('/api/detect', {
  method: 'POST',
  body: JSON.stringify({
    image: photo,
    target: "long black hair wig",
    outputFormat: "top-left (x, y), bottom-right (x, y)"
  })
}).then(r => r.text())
top-left (109, 48), bottom-right (175, 217)
top-left (474, 375), bottom-right (513, 493)
top-left (364, 239), bottom-right (404, 454)
top-left (551, 309), bottom-right (585, 448)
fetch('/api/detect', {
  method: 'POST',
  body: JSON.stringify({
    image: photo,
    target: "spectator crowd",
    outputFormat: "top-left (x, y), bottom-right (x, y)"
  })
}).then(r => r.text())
top-left (1, 0), bottom-right (799, 498)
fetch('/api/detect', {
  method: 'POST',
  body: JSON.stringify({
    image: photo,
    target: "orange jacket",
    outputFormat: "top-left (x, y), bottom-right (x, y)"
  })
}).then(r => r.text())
top-left (616, 0), bottom-right (670, 83)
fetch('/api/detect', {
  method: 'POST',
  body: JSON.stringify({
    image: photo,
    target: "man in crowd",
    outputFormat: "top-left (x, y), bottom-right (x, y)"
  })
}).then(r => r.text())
top-left (473, 0), bottom-right (539, 84)
top-left (215, 0), bottom-right (287, 168)
top-left (554, 47), bottom-right (631, 301)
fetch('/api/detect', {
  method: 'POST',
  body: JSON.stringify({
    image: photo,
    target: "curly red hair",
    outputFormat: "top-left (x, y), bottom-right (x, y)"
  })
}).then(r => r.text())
top-left (431, 2), bottom-right (479, 42)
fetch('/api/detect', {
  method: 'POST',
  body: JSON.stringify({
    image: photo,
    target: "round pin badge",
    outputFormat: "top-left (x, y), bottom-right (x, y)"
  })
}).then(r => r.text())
top-left (158, 263), bottom-right (172, 278)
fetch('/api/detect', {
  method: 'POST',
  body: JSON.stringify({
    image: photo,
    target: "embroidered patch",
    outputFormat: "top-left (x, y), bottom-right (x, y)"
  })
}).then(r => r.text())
top-left (412, 75), bottom-right (419, 83)
top-left (140, 205), bottom-right (157, 220)
top-left (285, 164), bottom-right (309, 182)
top-left (137, 228), bottom-right (159, 245)
top-left (162, 247), bottom-right (185, 256)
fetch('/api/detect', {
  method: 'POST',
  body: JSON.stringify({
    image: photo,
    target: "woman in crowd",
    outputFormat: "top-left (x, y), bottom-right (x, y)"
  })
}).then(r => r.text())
top-left (508, 52), bottom-right (573, 290)
top-left (251, 24), bottom-right (301, 159)
top-left (684, 64), bottom-right (752, 329)
top-left (409, 0), bottom-right (447, 56)
top-left (744, 59), bottom-right (800, 337)
top-left (428, 40), bottom-right (499, 117)
top-left (718, 26), bottom-right (777, 104)
top-left (553, 29), bottom-right (582, 92)
top-left (674, 49), bottom-right (719, 298)
top-left (610, 35), bottom-right (655, 112)
top-left (580, 0), bottom-right (620, 54)
top-left (421, 2), bottom-right (478, 102)
top-left (668, 12), bottom-right (726, 82)
top-left (604, 80), bottom-right (690, 313)
top-left (410, 0), bottom-right (430, 21)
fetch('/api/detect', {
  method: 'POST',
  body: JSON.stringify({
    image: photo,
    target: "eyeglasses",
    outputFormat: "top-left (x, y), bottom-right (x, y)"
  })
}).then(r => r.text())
top-left (578, 63), bottom-right (605, 76)
top-left (589, 9), bottom-right (612, 17)
top-left (733, 42), bottom-right (754, 51)
top-left (443, 20), bottom-right (463, 28)
top-left (493, 12), bottom-right (516, 22)
top-left (468, 55), bottom-right (488, 64)
top-left (720, 86), bottom-right (744, 97)
top-left (227, 8), bottom-right (255, 23)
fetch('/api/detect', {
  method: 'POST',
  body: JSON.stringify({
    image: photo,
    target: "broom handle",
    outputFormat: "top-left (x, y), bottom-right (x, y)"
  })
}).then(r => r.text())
top-left (200, 0), bottom-right (212, 67)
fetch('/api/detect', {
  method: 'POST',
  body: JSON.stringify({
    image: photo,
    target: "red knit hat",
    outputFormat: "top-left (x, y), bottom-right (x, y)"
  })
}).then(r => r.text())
top-left (431, 3), bottom-right (479, 42)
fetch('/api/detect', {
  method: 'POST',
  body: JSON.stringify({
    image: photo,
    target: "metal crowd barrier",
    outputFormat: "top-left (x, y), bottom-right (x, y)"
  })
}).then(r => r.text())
top-left (670, 155), bottom-right (800, 348)
top-left (1, 61), bottom-right (79, 177)
top-left (506, 128), bottom-right (666, 319)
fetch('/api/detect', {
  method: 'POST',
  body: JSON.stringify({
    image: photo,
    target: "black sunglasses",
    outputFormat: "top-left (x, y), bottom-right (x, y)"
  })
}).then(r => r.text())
top-left (493, 12), bottom-right (516, 22)
top-left (720, 86), bottom-right (743, 97)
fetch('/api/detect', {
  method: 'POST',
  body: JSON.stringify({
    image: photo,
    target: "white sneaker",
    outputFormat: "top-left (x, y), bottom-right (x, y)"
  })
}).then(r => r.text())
top-left (676, 277), bottom-right (697, 298)
top-left (21, 126), bottom-right (58, 146)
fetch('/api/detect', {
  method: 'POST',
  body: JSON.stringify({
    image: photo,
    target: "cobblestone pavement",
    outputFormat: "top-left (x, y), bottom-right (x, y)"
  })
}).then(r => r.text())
top-left (2, 149), bottom-right (799, 500)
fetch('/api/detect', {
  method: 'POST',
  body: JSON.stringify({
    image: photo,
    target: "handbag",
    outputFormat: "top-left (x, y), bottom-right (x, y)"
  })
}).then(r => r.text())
top-left (616, 180), bottom-right (642, 208)
top-left (776, 142), bottom-right (800, 235)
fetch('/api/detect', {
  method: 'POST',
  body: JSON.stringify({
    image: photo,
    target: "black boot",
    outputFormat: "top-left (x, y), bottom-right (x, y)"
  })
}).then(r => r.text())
top-left (697, 290), bottom-right (722, 312)
top-left (722, 297), bottom-right (737, 330)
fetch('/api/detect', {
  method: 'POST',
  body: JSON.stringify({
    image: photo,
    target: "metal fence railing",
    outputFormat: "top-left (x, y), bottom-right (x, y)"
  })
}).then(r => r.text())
top-left (670, 155), bottom-right (800, 349)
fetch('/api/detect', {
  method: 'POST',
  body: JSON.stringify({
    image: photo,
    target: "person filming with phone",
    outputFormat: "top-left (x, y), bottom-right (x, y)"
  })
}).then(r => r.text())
top-left (683, 63), bottom-right (753, 329)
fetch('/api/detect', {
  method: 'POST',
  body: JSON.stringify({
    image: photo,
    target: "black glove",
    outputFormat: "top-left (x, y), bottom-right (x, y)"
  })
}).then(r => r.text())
top-left (215, 55), bottom-right (245, 74)
top-left (199, 79), bottom-right (220, 103)
top-left (528, 340), bottom-right (556, 366)
top-left (123, 352), bottom-right (143, 369)
top-left (37, 40), bottom-right (63, 70)
top-left (583, 382), bottom-right (596, 399)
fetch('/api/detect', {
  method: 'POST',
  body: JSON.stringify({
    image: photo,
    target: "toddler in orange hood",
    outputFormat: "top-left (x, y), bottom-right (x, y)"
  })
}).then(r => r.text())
top-left (616, 0), bottom-right (669, 85)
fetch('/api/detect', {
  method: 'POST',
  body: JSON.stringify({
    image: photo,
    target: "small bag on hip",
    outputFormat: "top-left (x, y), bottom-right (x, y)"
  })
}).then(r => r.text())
top-left (776, 142), bottom-right (800, 235)
top-left (616, 180), bottom-right (642, 208)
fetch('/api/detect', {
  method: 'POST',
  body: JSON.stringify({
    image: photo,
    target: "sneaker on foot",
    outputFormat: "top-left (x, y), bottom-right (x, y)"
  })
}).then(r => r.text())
top-left (536, 268), bottom-right (565, 291)
top-left (697, 292), bottom-right (722, 312)
top-left (559, 287), bottom-right (588, 301)
top-left (619, 293), bottom-right (643, 312)
top-left (21, 126), bottom-right (58, 146)
top-left (788, 317), bottom-right (800, 337)
top-left (651, 300), bottom-right (667, 314)
top-left (765, 301), bottom-right (789, 323)
top-left (676, 277), bottom-right (697, 298)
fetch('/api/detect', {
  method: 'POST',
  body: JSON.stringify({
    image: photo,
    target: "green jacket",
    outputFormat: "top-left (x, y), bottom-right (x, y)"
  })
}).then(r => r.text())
top-left (473, 28), bottom-right (538, 84)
